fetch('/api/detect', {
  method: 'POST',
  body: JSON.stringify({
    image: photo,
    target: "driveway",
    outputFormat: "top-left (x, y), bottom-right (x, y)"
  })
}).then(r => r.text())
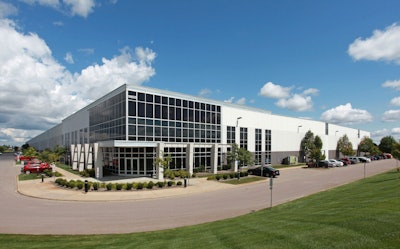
top-left (0, 153), bottom-right (397, 235)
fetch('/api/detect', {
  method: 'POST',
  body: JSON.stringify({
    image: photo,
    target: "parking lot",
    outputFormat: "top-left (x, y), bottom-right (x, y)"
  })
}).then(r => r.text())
top-left (0, 153), bottom-right (397, 235)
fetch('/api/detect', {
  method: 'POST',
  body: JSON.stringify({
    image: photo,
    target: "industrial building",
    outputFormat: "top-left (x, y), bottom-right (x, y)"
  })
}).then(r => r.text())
top-left (27, 84), bottom-right (369, 180)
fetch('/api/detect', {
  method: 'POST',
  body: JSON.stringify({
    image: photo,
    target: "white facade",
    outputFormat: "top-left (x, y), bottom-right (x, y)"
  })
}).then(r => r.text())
top-left (27, 84), bottom-right (369, 179)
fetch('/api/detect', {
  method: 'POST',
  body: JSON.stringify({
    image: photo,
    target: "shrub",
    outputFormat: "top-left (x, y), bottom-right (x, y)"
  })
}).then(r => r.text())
top-left (76, 181), bottom-right (84, 190)
top-left (92, 182), bottom-right (99, 190)
top-left (147, 181), bottom-right (154, 189)
top-left (215, 174), bottom-right (221, 181)
top-left (68, 180), bottom-right (76, 189)
top-left (142, 182), bottom-right (148, 189)
top-left (167, 180), bottom-right (175, 187)
top-left (192, 173), bottom-right (197, 178)
top-left (136, 182), bottom-right (144, 190)
top-left (177, 181), bottom-right (182, 186)
top-left (230, 173), bottom-right (236, 179)
top-left (106, 183), bottom-right (113, 191)
top-left (223, 174), bottom-right (228, 180)
top-left (156, 181), bottom-right (165, 188)
top-left (126, 182), bottom-right (133, 190)
top-left (178, 170), bottom-right (190, 178)
top-left (100, 182), bottom-right (106, 189)
top-left (116, 183), bottom-right (123, 191)
top-left (55, 178), bottom-right (63, 185)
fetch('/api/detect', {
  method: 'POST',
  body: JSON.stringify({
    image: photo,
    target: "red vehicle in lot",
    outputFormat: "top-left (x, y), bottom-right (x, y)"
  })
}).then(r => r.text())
top-left (21, 160), bottom-right (52, 174)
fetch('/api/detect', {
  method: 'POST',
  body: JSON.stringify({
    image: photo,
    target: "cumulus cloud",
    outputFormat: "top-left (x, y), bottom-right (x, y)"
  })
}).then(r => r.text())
top-left (382, 80), bottom-right (400, 91)
top-left (0, 1), bottom-right (18, 18)
top-left (348, 23), bottom-right (400, 64)
top-left (0, 18), bottom-right (156, 144)
top-left (276, 94), bottom-right (313, 111)
top-left (21, 0), bottom-right (96, 18)
top-left (259, 82), bottom-right (318, 112)
top-left (390, 97), bottom-right (400, 106)
top-left (236, 97), bottom-right (246, 105)
top-left (320, 103), bottom-right (372, 125)
top-left (64, 52), bottom-right (74, 64)
top-left (382, 109), bottom-right (400, 122)
top-left (259, 82), bottom-right (292, 98)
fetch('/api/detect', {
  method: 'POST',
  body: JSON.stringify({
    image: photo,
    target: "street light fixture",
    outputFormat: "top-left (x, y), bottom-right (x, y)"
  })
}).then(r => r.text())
top-left (236, 117), bottom-right (242, 180)
top-left (335, 130), bottom-right (339, 136)
top-left (297, 125), bottom-right (302, 133)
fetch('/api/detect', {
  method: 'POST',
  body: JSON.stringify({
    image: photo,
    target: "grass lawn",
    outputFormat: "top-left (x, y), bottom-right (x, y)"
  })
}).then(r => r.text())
top-left (1, 170), bottom-right (399, 249)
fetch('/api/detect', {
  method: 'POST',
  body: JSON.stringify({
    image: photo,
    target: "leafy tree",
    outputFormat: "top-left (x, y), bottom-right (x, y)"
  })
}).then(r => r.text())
top-left (21, 143), bottom-right (30, 151)
top-left (358, 136), bottom-right (376, 155)
top-left (379, 136), bottom-right (397, 153)
top-left (227, 143), bottom-right (254, 168)
top-left (337, 134), bottom-right (354, 156)
top-left (22, 146), bottom-right (39, 157)
top-left (392, 143), bottom-right (400, 160)
top-left (153, 153), bottom-right (172, 170)
top-left (300, 130), bottom-right (325, 164)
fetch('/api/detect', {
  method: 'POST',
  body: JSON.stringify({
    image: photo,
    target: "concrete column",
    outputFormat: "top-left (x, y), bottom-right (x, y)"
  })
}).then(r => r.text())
top-left (211, 144), bottom-right (218, 174)
top-left (85, 143), bottom-right (93, 170)
top-left (93, 143), bottom-right (103, 179)
top-left (186, 143), bottom-right (194, 176)
top-left (156, 142), bottom-right (164, 181)
top-left (78, 144), bottom-right (84, 172)
top-left (71, 144), bottom-right (78, 170)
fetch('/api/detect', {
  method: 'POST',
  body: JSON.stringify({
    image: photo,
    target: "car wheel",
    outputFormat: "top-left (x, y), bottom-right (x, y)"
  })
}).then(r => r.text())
top-left (25, 170), bottom-right (31, 175)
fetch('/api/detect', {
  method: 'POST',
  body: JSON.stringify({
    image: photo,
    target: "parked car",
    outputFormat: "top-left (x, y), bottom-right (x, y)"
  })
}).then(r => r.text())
top-left (21, 160), bottom-right (52, 174)
top-left (357, 156), bottom-right (371, 163)
top-left (348, 157), bottom-right (360, 164)
top-left (328, 159), bottom-right (344, 167)
top-left (340, 158), bottom-right (351, 166)
top-left (247, 165), bottom-right (280, 178)
top-left (318, 160), bottom-right (334, 168)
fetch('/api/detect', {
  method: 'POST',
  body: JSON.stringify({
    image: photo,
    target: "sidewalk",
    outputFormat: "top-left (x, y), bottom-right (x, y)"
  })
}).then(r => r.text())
top-left (17, 167), bottom-right (238, 202)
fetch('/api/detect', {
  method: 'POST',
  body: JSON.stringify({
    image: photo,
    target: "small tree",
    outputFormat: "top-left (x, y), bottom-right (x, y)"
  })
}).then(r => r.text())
top-left (300, 130), bottom-right (324, 165)
top-left (379, 136), bottom-right (397, 154)
top-left (227, 143), bottom-right (253, 172)
top-left (153, 153), bottom-right (172, 180)
top-left (337, 134), bottom-right (354, 157)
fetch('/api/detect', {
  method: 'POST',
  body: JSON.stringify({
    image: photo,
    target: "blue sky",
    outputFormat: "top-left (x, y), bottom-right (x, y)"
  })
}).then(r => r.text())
top-left (1, 0), bottom-right (400, 146)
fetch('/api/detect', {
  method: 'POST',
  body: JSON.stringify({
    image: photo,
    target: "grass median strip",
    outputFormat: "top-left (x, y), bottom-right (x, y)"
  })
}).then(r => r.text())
top-left (2, 170), bottom-right (399, 249)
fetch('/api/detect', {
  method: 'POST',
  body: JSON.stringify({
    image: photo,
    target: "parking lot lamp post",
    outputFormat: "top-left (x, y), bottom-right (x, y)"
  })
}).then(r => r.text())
top-left (236, 117), bottom-right (242, 180)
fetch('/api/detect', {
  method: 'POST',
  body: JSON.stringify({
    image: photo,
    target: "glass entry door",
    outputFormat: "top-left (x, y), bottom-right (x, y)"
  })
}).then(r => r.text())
top-left (124, 158), bottom-right (138, 175)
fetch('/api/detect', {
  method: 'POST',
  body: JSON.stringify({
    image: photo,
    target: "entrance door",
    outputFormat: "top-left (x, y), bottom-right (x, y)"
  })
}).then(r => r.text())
top-left (124, 158), bottom-right (138, 175)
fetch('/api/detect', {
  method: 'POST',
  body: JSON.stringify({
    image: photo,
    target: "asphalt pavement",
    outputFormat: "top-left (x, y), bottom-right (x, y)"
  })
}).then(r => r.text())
top-left (0, 153), bottom-right (397, 235)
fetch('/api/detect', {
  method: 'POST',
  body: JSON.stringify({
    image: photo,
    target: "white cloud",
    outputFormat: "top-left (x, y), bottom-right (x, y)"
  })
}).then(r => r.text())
top-left (302, 88), bottom-right (319, 96)
top-left (259, 82), bottom-right (318, 112)
top-left (224, 97), bottom-right (234, 103)
top-left (392, 127), bottom-right (400, 135)
top-left (390, 97), bottom-right (400, 106)
top-left (64, 52), bottom-right (74, 64)
top-left (21, 0), bottom-right (96, 18)
top-left (276, 94), bottom-right (313, 111)
top-left (64, 0), bottom-right (95, 18)
top-left (236, 97), bottom-right (246, 105)
top-left (348, 23), bottom-right (400, 64)
top-left (0, 1), bottom-right (18, 18)
top-left (320, 103), bottom-right (372, 125)
top-left (382, 80), bottom-right (400, 91)
top-left (382, 109), bottom-right (400, 122)
top-left (259, 82), bottom-right (292, 99)
top-left (0, 19), bottom-right (156, 145)
top-left (370, 128), bottom-right (390, 143)
top-left (199, 88), bottom-right (212, 97)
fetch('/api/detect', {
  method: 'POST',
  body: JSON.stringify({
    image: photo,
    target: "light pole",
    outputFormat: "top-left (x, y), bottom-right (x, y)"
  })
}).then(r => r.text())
top-left (236, 117), bottom-right (242, 180)
top-left (297, 125), bottom-right (302, 133)
top-left (335, 130), bottom-right (339, 136)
